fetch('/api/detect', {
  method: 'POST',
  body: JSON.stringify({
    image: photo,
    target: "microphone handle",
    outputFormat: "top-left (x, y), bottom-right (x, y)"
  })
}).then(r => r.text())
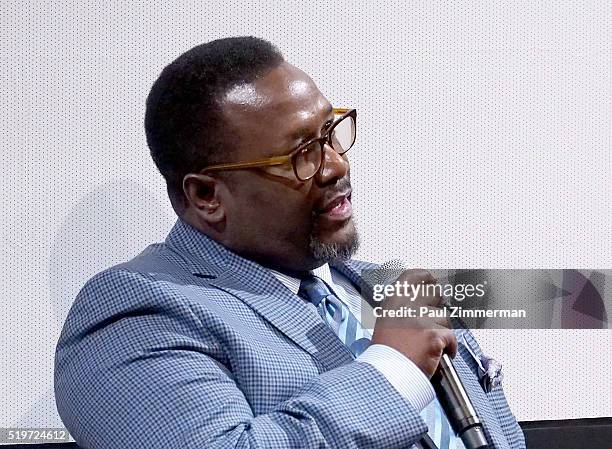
top-left (431, 354), bottom-right (489, 449)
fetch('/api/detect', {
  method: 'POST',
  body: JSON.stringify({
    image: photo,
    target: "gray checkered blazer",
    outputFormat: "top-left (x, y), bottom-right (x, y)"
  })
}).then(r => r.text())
top-left (54, 219), bottom-right (525, 449)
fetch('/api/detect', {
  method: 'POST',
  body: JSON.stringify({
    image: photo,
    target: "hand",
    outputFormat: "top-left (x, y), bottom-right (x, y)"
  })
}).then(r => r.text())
top-left (371, 269), bottom-right (458, 378)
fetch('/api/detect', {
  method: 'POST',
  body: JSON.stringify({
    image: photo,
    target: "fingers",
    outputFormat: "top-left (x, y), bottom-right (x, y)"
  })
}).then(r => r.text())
top-left (418, 307), bottom-right (453, 328)
top-left (372, 268), bottom-right (459, 375)
top-left (394, 269), bottom-right (445, 308)
top-left (426, 328), bottom-right (458, 359)
top-left (383, 292), bottom-right (444, 309)
top-left (397, 268), bottom-right (436, 285)
top-left (420, 293), bottom-right (445, 308)
top-left (442, 328), bottom-right (458, 358)
top-left (379, 268), bottom-right (450, 328)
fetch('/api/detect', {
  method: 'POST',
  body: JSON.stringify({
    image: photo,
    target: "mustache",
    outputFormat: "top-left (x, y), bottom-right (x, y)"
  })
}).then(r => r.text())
top-left (323, 177), bottom-right (352, 201)
top-left (313, 177), bottom-right (353, 215)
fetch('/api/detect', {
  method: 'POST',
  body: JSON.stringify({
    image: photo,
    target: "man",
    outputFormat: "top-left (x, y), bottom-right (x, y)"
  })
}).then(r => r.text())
top-left (55, 37), bottom-right (525, 449)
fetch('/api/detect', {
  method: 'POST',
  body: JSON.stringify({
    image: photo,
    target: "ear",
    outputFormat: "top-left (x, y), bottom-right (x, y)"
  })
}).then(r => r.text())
top-left (182, 173), bottom-right (226, 225)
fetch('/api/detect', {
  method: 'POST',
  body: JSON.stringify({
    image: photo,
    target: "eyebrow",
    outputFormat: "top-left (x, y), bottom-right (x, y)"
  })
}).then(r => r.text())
top-left (288, 104), bottom-right (334, 142)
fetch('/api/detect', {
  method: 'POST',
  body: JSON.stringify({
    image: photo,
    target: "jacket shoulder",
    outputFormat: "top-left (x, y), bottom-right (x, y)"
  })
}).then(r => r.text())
top-left (346, 259), bottom-right (379, 272)
top-left (64, 243), bottom-right (215, 329)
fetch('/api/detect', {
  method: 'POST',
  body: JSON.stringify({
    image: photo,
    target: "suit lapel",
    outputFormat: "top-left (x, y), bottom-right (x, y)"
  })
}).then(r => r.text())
top-left (210, 267), bottom-right (354, 371)
top-left (166, 220), bottom-right (353, 371)
top-left (455, 336), bottom-right (511, 449)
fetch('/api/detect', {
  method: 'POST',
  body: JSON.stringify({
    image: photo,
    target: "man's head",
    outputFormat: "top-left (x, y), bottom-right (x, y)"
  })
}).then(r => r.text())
top-left (146, 37), bottom-right (358, 272)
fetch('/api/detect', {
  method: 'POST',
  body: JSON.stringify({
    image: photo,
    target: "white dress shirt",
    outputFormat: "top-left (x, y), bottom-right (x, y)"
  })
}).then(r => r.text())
top-left (270, 263), bottom-right (435, 412)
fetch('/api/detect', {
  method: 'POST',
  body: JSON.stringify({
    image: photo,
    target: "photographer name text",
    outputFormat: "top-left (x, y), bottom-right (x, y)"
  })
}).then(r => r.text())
top-left (372, 306), bottom-right (527, 319)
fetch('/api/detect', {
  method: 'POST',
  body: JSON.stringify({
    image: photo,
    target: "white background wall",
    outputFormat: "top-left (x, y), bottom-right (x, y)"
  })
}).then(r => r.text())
top-left (1, 0), bottom-right (610, 429)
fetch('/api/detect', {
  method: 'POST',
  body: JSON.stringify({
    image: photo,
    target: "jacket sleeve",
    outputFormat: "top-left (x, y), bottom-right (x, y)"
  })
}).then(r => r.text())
top-left (55, 269), bottom-right (428, 449)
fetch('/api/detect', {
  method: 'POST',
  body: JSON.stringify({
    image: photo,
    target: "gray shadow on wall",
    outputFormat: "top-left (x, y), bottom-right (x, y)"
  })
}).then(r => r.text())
top-left (16, 179), bottom-right (174, 428)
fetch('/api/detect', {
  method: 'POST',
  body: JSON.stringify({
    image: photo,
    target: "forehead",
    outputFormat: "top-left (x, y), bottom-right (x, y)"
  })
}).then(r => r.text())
top-left (220, 63), bottom-right (332, 153)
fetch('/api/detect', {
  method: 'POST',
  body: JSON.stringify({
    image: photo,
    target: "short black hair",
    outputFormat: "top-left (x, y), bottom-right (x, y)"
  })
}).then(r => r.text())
top-left (145, 36), bottom-right (284, 203)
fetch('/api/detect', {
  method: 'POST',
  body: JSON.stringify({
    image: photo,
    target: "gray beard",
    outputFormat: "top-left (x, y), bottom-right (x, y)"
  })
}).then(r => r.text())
top-left (308, 225), bottom-right (360, 263)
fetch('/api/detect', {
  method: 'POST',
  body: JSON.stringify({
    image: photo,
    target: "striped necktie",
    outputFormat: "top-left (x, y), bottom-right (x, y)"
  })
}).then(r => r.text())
top-left (298, 275), bottom-right (370, 356)
top-left (298, 274), bottom-right (465, 449)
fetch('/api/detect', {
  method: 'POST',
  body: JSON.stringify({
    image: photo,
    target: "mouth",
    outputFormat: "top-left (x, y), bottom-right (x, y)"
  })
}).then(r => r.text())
top-left (315, 190), bottom-right (353, 221)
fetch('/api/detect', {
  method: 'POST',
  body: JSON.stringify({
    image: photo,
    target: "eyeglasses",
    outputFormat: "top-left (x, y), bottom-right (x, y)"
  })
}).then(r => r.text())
top-left (200, 108), bottom-right (356, 181)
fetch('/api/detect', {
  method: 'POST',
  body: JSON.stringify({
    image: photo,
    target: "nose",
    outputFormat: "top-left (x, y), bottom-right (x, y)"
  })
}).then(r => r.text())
top-left (315, 143), bottom-right (349, 185)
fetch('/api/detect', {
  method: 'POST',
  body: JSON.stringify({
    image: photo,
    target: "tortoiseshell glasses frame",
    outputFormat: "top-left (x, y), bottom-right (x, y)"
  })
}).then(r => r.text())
top-left (199, 108), bottom-right (356, 181)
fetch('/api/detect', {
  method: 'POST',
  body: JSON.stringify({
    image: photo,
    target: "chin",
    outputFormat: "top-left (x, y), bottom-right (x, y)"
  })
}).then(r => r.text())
top-left (309, 220), bottom-right (359, 263)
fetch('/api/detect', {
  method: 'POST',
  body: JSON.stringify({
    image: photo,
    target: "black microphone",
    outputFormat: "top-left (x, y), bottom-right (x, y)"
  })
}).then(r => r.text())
top-left (363, 261), bottom-right (489, 449)
top-left (430, 354), bottom-right (489, 449)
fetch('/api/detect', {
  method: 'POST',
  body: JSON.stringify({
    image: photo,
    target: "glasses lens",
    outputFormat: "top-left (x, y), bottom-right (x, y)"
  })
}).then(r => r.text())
top-left (329, 115), bottom-right (356, 154)
top-left (295, 141), bottom-right (322, 180)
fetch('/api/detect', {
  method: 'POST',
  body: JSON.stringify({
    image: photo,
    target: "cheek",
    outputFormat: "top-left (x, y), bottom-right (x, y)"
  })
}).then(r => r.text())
top-left (232, 183), bottom-right (313, 232)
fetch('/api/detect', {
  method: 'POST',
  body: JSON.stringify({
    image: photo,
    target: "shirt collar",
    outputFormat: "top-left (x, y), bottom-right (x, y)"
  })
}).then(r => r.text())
top-left (270, 263), bottom-right (334, 295)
